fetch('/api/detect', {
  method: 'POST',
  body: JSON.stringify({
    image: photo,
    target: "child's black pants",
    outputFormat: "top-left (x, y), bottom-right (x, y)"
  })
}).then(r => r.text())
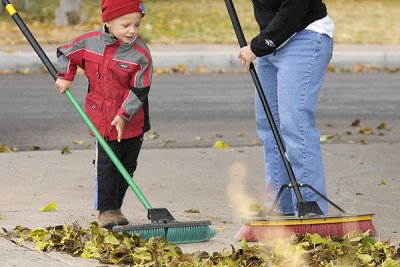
top-left (95, 135), bottom-right (143, 211)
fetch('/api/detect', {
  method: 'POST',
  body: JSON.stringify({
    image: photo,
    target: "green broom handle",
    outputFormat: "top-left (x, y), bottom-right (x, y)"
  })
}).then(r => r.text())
top-left (64, 90), bottom-right (152, 210)
top-left (224, 0), bottom-right (304, 202)
top-left (2, 0), bottom-right (152, 210)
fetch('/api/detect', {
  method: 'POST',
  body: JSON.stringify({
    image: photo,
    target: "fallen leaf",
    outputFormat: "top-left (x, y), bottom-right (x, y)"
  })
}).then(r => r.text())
top-left (358, 139), bottom-right (368, 145)
top-left (73, 140), bottom-right (85, 145)
top-left (195, 136), bottom-right (203, 141)
top-left (248, 203), bottom-right (261, 211)
top-left (358, 127), bottom-right (373, 135)
top-left (252, 139), bottom-right (260, 145)
top-left (61, 146), bottom-right (71, 154)
top-left (327, 64), bottom-right (335, 72)
top-left (320, 133), bottom-right (337, 143)
top-left (196, 64), bottom-right (208, 74)
top-left (161, 139), bottom-right (175, 147)
top-left (378, 179), bottom-right (386, 185)
top-left (0, 213), bottom-right (3, 220)
top-left (352, 64), bottom-right (365, 73)
top-left (377, 123), bottom-right (387, 130)
top-left (0, 69), bottom-right (17, 74)
top-left (213, 140), bottom-right (230, 150)
top-left (351, 119), bottom-right (361, 127)
top-left (216, 227), bottom-right (225, 231)
top-left (184, 208), bottom-right (200, 213)
top-left (146, 131), bottom-right (159, 140)
top-left (31, 145), bottom-right (40, 151)
top-left (19, 67), bottom-right (34, 75)
top-left (173, 64), bottom-right (190, 74)
top-left (39, 201), bottom-right (57, 212)
top-left (0, 144), bottom-right (12, 153)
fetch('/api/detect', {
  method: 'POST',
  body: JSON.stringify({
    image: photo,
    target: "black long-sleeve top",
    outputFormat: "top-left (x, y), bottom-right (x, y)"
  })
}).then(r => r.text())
top-left (250, 0), bottom-right (328, 56)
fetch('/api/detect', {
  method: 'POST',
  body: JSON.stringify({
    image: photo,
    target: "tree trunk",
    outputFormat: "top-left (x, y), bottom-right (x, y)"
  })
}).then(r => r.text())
top-left (24, 0), bottom-right (30, 10)
top-left (55, 0), bottom-right (82, 26)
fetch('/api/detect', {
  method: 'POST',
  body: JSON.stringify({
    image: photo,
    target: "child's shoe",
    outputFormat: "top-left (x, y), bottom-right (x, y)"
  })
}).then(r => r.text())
top-left (98, 210), bottom-right (118, 229)
top-left (114, 208), bottom-right (129, 225)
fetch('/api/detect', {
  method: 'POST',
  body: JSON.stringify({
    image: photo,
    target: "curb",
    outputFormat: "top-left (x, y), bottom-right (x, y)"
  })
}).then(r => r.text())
top-left (1, 45), bottom-right (400, 71)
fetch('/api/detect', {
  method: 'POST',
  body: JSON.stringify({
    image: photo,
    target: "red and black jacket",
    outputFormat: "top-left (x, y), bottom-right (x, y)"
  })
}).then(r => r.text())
top-left (56, 27), bottom-right (152, 140)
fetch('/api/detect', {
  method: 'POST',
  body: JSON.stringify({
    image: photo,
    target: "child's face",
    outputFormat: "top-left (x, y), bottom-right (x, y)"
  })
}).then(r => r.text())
top-left (106, 12), bottom-right (142, 44)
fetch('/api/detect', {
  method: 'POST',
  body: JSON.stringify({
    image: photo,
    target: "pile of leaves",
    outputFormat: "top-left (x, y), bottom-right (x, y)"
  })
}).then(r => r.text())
top-left (1, 222), bottom-right (399, 266)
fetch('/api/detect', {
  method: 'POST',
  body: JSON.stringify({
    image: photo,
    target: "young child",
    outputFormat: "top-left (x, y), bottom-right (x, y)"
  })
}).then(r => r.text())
top-left (55, 0), bottom-right (152, 229)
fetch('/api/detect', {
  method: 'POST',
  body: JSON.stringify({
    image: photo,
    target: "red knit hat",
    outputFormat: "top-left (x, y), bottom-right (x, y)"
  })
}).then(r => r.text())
top-left (101, 0), bottom-right (146, 22)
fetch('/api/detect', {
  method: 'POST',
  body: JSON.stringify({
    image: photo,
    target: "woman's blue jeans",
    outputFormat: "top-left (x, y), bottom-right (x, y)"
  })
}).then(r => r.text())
top-left (255, 30), bottom-right (333, 215)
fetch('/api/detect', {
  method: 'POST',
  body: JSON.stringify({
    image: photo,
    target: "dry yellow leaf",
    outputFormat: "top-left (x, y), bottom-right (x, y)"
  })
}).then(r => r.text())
top-left (196, 64), bottom-right (208, 74)
top-left (358, 139), bottom-right (368, 145)
top-left (377, 123), bottom-right (387, 130)
top-left (73, 140), bottom-right (85, 145)
top-left (19, 67), bottom-right (34, 75)
top-left (184, 208), bottom-right (200, 213)
top-left (146, 131), bottom-right (159, 140)
top-left (320, 133), bottom-right (337, 143)
top-left (213, 140), bottom-right (230, 150)
top-left (39, 201), bottom-right (57, 212)
top-left (358, 127), bottom-right (373, 135)
top-left (0, 144), bottom-right (12, 153)
top-left (61, 146), bottom-right (71, 154)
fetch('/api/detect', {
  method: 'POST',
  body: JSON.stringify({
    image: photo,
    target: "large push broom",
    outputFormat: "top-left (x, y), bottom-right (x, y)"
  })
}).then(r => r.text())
top-left (2, 0), bottom-right (216, 244)
top-left (224, 0), bottom-right (377, 241)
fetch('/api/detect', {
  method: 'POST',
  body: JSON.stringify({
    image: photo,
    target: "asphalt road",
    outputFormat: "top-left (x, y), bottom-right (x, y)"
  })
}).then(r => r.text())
top-left (0, 72), bottom-right (399, 151)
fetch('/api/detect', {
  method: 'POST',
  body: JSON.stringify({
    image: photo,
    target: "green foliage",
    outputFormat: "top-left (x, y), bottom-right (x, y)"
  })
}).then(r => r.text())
top-left (4, 223), bottom-right (400, 266)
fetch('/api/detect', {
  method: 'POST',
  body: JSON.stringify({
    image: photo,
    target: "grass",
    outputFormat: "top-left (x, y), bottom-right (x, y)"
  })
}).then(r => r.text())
top-left (0, 0), bottom-right (399, 45)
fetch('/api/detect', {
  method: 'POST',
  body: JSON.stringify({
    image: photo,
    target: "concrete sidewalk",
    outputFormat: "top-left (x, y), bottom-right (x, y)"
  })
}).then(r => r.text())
top-left (1, 143), bottom-right (399, 266)
top-left (1, 44), bottom-right (400, 71)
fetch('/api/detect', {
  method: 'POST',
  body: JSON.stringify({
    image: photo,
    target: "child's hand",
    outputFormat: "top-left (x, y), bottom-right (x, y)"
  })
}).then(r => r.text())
top-left (55, 78), bottom-right (72, 94)
top-left (111, 115), bottom-right (126, 142)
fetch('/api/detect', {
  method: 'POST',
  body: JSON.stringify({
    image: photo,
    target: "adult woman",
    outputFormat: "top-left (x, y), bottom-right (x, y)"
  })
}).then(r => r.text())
top-left (238, 0), bottom-right (334, 215)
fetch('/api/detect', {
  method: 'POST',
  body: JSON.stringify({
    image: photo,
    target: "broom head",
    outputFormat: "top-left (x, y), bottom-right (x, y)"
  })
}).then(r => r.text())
top-left (235, 213), bottom-right (376, 241)
top-left (113, 220), bottom-right (217, 244)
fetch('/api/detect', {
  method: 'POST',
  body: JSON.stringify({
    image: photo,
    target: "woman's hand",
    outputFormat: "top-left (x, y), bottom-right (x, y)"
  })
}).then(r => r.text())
top-left (55, 78), bottom-right (72, 94)
top-left (238, 45), bottom-right (257, 70)
top-left (111, 115), bottom-right (126, 142)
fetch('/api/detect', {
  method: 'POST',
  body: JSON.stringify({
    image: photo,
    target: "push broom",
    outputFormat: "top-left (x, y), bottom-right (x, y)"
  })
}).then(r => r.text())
top-left (224, 0), bottom-right (377, 241)
top-left (2, 0), bottom-right (216, 244)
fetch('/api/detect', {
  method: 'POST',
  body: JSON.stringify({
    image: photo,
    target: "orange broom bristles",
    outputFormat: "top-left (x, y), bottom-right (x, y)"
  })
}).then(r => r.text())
top-left (235, 216), bottom-right (377, 241)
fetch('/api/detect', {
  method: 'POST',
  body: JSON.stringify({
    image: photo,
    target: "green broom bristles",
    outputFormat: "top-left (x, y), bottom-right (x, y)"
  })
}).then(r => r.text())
top-left (166, 225), bottom-right (217, 244)
top-left (114, 221), bottom-right (217, 243)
